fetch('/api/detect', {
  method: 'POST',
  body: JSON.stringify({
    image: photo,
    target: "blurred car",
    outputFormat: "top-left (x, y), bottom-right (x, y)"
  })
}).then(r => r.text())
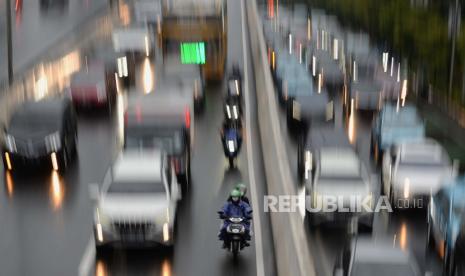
top-left (333, 237), bottom-right (422, 276)
top-left (345, 56), bottom-right (383, 113)
top-left (113, 25), bottom-right (151, 86)
top-left (160, 57), bottom-right (205, 112)
top-left (2, 98), bottom-right (77, 172)
top-left (427, 180), bottom-right (465, 276)
top-left (124, 94), bottom-right (192, 188)
top-left (304, 127), bottom-right (374, 230)
top-left (382, 139), bottom-right (456, 209)
top-left (92, 149), bottom-right (180, 250)
top-left (70, 62), bottom-right (117, 110)
top-left (278, 67), bottom-right (313, 106)
top-left (286, 91), bottom-right (333, 135)
top-left (311, 49), bottom-right (344, 94)
top-left (371, 104), bottom-right (425, 164)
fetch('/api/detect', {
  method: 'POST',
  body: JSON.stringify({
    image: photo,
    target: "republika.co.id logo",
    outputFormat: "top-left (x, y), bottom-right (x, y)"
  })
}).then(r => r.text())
top-left (263, 195), bottom-right (425, 213)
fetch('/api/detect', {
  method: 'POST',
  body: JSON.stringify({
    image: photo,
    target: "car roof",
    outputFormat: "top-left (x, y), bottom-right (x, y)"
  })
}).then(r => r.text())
top-left (399, 139), bottom-right (448, 163)
top-left (319, 148), bottom-right (360, 176)
top-left (126, 93), bottom-right (190, 123)
top-left (306, 127), bottom-right (351, 148)
top-left (353, 238), bottom-right (413, 266)
top-left (380, 104), bottom-right (422, 127)
top-left (10, 98), bottom-right (69, 126)
top-left (112, 149), bottom-right (164, 182)
top-left (71, 63), bottom-right (106, 86)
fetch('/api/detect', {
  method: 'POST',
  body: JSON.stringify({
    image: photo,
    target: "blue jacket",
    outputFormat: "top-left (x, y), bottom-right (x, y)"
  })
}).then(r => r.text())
top-left (220, 200), bottom-right (252, 220)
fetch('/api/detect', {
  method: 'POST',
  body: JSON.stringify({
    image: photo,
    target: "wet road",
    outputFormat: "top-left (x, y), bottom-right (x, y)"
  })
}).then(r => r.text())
top-left (0, 0), bottom-right (277, 275)
top-left (0, 0), bottom-right (108, 83)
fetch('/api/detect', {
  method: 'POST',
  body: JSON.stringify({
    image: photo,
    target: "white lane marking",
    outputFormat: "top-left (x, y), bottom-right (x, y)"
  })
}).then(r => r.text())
top-left (241, 0), bottom-right (265, 275)
top-left (78, 237), bottom-right (95, 276)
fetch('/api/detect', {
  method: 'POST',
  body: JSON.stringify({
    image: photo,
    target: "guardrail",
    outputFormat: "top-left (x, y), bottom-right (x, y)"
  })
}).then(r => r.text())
top-left (245, 0), bottom-right (316, 275)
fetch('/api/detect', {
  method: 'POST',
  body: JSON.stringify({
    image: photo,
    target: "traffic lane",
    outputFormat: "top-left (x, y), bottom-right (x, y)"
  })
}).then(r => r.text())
top-left (0, 113), bottom-right (118, 276)
top-left (241, 0), bottom-right (277, 272)
top-left (11, 0), bottom-right (108, 72)
top-left (95, 85), bottom-right (258, 276)
top-left (93, 0), bottom-right (259, 274)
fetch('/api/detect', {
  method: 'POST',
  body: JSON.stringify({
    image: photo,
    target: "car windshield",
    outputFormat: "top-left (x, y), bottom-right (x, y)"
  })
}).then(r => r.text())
top-left (9, 112), bottom-right (60, 136)
top-left (125, 129), bottom-right (184, 155)
top-left (108, 180), bottom-right (166, 194)
top-left (351, 262), bottom-right (417, 276)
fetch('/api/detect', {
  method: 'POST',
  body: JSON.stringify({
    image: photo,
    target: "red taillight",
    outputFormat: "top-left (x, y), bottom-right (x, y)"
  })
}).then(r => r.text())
top-left (171, 158), bottom-right (181, 173)
top-left (184, 106), bottom-right (191, 129)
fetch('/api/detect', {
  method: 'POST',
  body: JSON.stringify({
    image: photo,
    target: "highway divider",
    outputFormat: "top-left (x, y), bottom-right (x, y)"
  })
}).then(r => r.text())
top-left (245, 0), bottom-right (316, 275)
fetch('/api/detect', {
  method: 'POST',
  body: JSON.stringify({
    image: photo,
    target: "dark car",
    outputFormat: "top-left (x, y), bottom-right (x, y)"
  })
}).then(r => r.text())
top-left (334, 237), bottom-right (421, 276)
top-left (2, 98), bottom-right (78, 172)
top-left (70, 61), bottom-right (117, 110)
top-left (124, 94), bottom-right (192, 189)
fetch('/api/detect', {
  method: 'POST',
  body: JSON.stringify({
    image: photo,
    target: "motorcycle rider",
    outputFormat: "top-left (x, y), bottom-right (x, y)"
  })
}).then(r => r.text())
top-left (227, 183), bottom-right (249, 205)
top-left (218, 189), bottom-right (252, 249)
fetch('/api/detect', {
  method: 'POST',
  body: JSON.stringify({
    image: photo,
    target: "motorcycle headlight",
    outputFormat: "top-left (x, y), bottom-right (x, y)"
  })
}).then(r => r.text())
top-left (45, 131), bottom-right (61, 152)
top-left (5, 134), bottom-right (17, 153)
top-left (227, 140), bottom-right (236, 153)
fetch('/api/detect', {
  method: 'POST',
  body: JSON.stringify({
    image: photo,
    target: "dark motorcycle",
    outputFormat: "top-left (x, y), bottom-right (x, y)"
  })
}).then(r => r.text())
top-left (219, 215), bottom-right (249, 258)
top-left (221, 123), bottom-right (242, 168)
top-left (226, 65), bottom-right (243, 104)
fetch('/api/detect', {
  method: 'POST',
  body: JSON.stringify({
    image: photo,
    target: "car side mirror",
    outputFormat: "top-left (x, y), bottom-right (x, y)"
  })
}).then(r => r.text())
top-left (333, 268), bottom-right (343, 276)
top-left (88, 183), bottom-right (100, 202)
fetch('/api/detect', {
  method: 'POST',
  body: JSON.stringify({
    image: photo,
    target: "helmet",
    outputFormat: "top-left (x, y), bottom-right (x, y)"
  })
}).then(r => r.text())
top-left (235, 183), bottom-right (247, 196)
top-left (230, 189), bottom-right (242, 203)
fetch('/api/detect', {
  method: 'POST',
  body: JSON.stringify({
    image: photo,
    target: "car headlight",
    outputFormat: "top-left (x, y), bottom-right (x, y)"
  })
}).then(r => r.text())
top-left (45, 131), bottom-right (61, 152)
top-left (403, 178), bottom-right (410, 199)
top-left (5, 134), bottom-right (17, 152)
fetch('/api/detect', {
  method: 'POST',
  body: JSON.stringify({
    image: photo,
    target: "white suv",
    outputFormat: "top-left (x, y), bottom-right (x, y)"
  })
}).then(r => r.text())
top-left (91, 149), bottom-right (181, 250)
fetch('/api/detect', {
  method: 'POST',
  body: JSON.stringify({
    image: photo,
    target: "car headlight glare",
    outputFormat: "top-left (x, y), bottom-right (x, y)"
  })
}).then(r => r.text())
top-left (45, 131), bottom-right (61, 152)
top-left (5, 134), bottom-right (17, 153)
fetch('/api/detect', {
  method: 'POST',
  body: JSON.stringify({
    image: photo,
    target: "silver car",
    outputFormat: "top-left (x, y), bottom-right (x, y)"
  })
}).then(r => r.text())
top-left (382, 139), bottom-right (456, 209)
top-left (91, 149), bottom-right (181, 250)
top-left (305, 146), bottom-right (374, 230)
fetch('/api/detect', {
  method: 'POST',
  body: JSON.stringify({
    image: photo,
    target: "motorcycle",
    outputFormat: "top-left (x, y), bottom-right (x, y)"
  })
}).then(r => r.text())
top-left (220, 215), bottom-right (249, 258)
top-left (226, 65), bottom-right (243, 104)
top-left (221, 123), bottom-right (242, 168)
